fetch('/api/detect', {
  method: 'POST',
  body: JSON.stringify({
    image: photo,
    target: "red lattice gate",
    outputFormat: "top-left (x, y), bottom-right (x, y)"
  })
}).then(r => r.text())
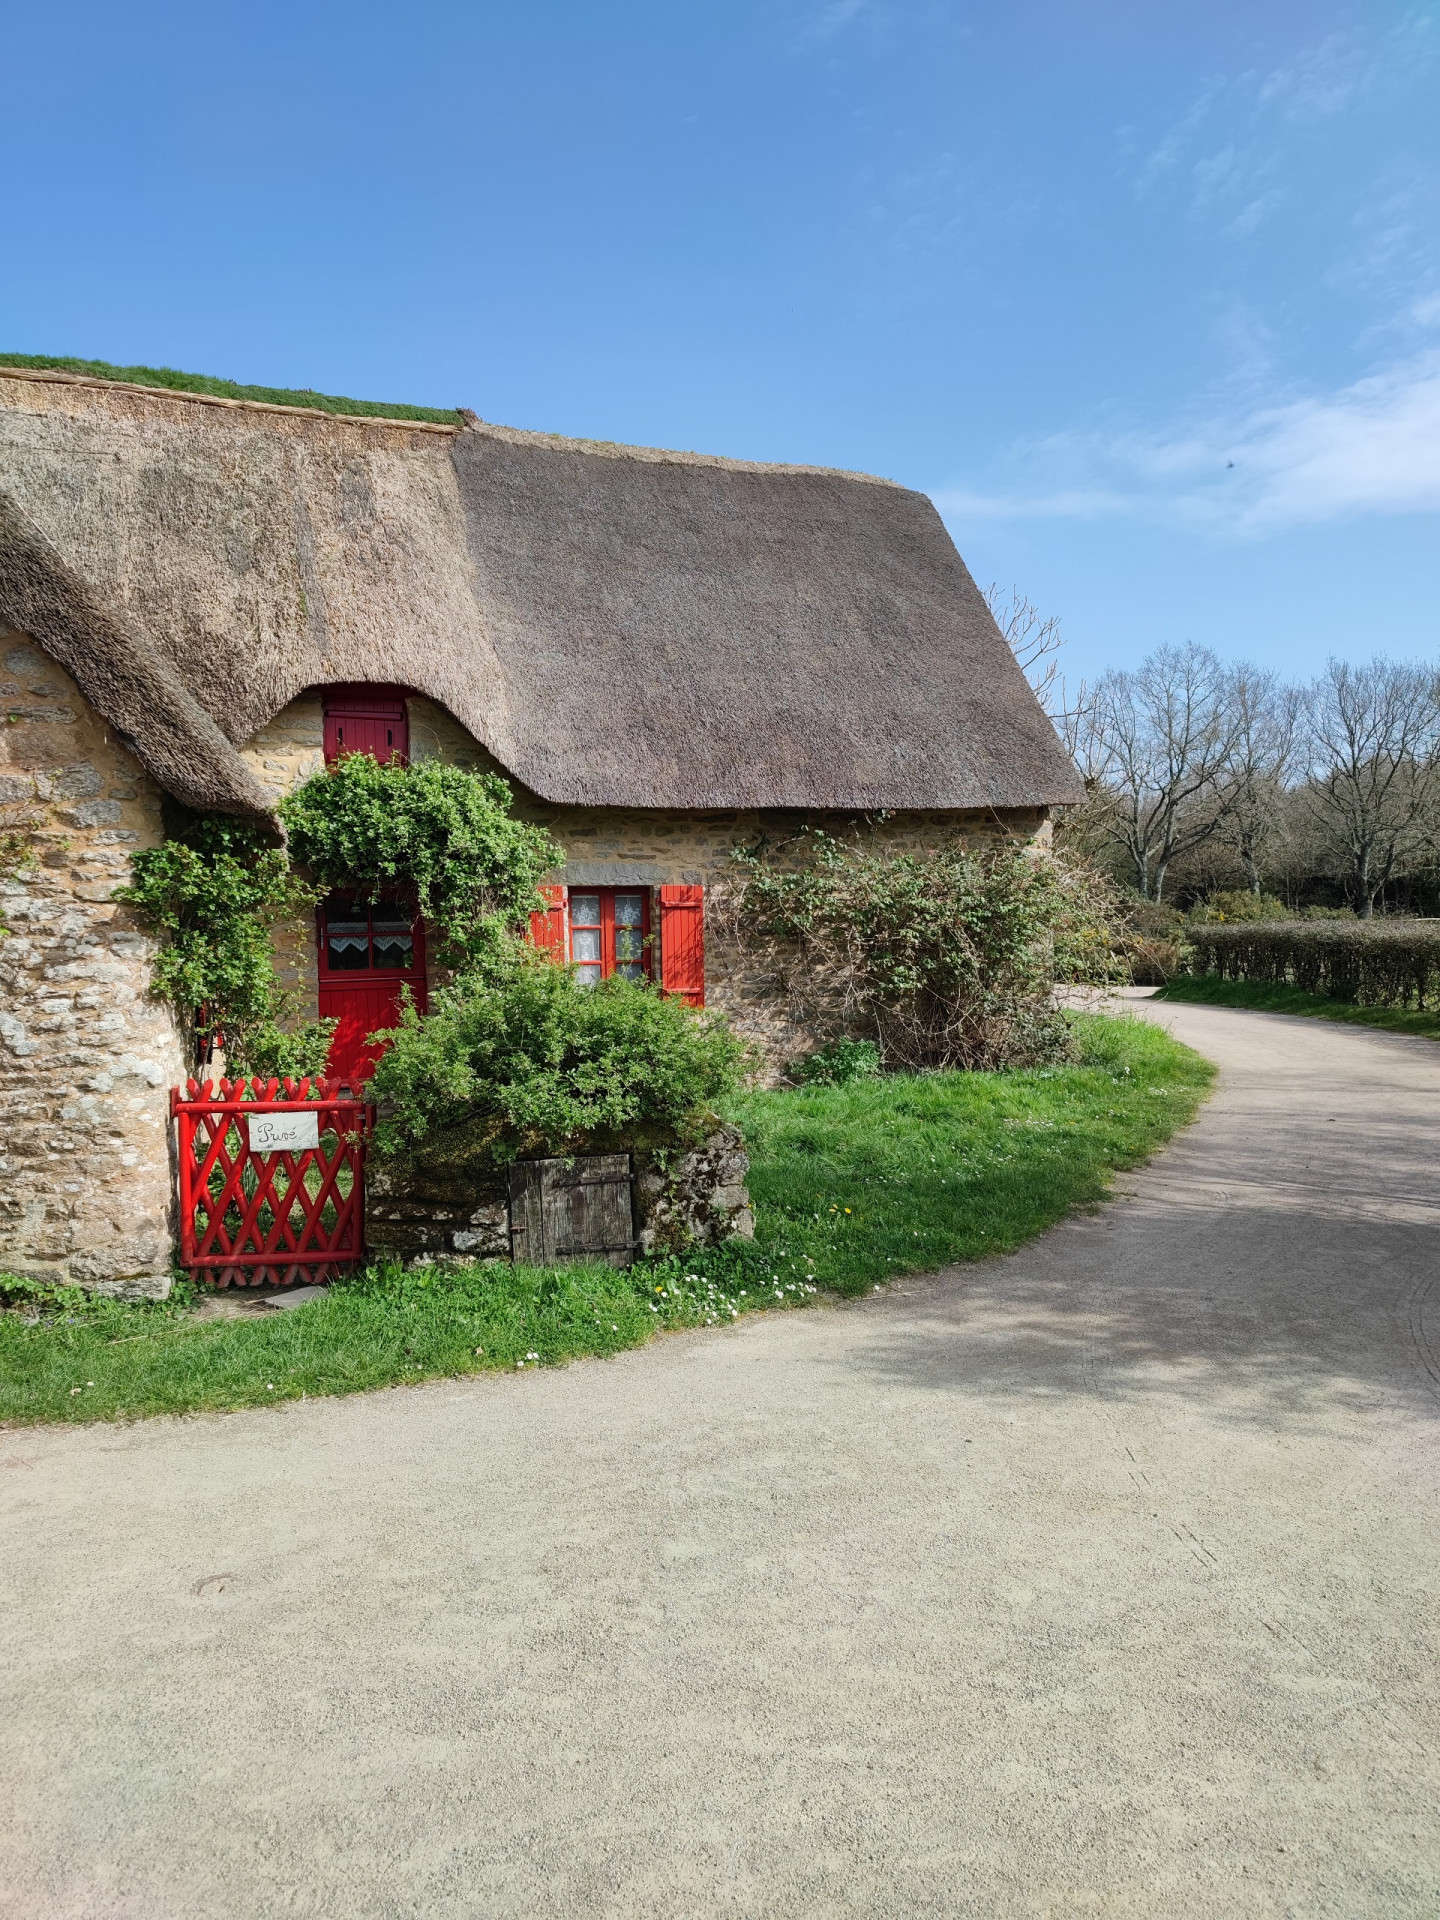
top-left (171, 1077), bottom-right (374, 1288)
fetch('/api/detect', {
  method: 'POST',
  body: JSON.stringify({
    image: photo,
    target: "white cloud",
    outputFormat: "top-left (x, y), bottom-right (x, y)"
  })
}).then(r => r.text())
top-left (1225, 351), bottom-right (1440, 529)
top-left (794, 0), bottom-right (878, 46)
top-left (936, 350), bottom-right (1440, 538)
top-left (1134, 13), bottom-right (1437, 244)
top-left (1256, 32), bottom-right (1370, 121)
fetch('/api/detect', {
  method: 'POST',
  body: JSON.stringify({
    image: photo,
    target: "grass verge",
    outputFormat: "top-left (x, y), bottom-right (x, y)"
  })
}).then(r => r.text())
top-left (1156, 972), bottom-right (1440, 1040)
top-left (0, 1012), bottom-right (1212, 1426)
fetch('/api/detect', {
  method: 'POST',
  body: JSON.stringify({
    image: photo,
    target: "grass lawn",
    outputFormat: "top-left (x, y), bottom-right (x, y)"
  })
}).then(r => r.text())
top-left (0, 1012), bottom-right (1212, 1427)
top-left (1156, 973), bottom-right (1440, 1041)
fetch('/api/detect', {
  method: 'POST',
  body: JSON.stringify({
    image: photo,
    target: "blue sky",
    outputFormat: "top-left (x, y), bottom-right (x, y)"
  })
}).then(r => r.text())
top-left (3, 0), bottom-right (1437, 682)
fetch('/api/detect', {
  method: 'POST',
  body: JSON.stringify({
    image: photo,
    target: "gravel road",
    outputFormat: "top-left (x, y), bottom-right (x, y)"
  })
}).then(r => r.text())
top-left (2, 998), bottom-right (1438, 1918)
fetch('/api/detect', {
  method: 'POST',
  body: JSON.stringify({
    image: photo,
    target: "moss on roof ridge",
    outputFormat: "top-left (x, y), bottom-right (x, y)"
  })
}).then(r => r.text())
top-left (2, 353), bottom-right (902, 484)
top-left (0, 353), bottom-right (461, 426)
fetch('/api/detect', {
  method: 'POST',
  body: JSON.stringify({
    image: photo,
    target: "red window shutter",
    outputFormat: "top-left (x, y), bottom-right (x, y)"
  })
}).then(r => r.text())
top-left (322, 689), bottom-right (408, 766)
top-left (659, 885), bottom-right (705, 1006)
top-left (529, 885), bottom-right (567, 959)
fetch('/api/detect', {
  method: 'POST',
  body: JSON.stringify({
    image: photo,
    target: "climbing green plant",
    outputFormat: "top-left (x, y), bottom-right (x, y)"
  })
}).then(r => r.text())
top-left (121, 761), bottom-right (559, 1078)
top-left (0, 807), bottom-right (39, 940)
top-left (117, 811), bottom-right (332, 1076)
top-left (279, 755), bottom-right (560, 964)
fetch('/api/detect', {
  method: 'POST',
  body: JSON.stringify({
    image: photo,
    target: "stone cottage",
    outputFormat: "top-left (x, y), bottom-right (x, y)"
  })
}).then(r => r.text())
top-left (0, 365), bottom-right (1080, 1291)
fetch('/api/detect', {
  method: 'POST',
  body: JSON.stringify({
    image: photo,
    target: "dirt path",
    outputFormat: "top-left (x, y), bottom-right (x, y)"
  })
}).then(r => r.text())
top-left (3, 1000), bottom-right (1438, 1918)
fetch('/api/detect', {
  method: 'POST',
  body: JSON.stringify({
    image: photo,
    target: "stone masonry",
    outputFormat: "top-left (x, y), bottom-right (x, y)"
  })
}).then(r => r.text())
top-left (366, 1128), bottom-right (753, 1268)
top-left (0, 632), bottom-right (186, 1295)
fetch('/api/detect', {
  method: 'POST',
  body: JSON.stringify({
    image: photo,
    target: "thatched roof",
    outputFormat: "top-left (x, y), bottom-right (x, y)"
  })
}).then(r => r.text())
top-left (0, 366), bottom-right (1081, 817)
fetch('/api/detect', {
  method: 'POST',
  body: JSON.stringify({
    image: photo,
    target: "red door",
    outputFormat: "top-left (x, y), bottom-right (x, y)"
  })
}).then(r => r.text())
top-left (318, 892), bottom-right (427, 1089)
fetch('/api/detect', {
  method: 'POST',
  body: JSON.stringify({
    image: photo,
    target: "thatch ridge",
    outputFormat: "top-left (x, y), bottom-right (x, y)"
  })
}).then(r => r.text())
top-left (0, 363), bottom-right (461, 434)
top-left (2, 364), bottom-right (902, 485)
top-left (0, 355), bottom-right (463, 427)
top-left (0, 370), bottom-right (1082, 818)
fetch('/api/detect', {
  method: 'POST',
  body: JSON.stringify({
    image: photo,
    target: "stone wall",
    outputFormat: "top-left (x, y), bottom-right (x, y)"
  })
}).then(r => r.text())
top-left (635, 1127), bottom-right (753, 1255)
top-left (0, 631), bottom-right (187, 1295)
top-left (366, 1130), bottom-right (753, 1268)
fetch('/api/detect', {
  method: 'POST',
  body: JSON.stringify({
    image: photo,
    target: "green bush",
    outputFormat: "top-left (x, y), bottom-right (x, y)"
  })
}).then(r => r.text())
top-left (1106, 897), bottom-right (1187, 985)
top-left (280, 756), bottom-right (560, 966)
top-left (1184, 920), bottom-right (1440, 1007)
top-left (794, 1038), bottom-right (882, 1085)
top-left (735, 836), bottom-right (1120, 1071)
top-left (122, 762), bottom-right (557, 1073)
top-left (368, 946), bottom-right (749, 1164)
top-left (1188, 890), bottom-right (1292, 924)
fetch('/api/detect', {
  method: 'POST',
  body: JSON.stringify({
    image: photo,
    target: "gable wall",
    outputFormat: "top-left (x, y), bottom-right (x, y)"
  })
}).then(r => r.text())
top-left (0, 631), bottom-right (186, 1295)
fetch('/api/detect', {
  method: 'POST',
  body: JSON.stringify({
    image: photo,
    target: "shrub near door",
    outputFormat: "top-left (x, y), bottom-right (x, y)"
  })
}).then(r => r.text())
top-left (363, 947), bottom-right (751, 1265)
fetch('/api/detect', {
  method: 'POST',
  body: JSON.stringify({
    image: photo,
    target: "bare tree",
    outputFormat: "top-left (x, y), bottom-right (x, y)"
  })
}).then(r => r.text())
top-left (985, 583), bottom-right (1090, 747)
top-left (1302, 657), bottom-right (1440, 917)
top-left (1215, 665), bottom-right (1301, 895)
top-left (1083, 642), bottom-right (1243, 902)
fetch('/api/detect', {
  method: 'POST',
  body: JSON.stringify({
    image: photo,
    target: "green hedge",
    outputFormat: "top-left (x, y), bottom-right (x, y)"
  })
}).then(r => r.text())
top-left (1185, 920), bottom-right (1440, 1008)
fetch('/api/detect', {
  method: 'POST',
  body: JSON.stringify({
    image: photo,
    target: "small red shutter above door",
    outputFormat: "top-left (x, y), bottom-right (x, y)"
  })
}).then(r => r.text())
top-left (529, 885), bottom-right (567, 959)
top-left (323, 688), bottom-right (408, 766)
top-left (659, 885), bottom-right (705, 1006)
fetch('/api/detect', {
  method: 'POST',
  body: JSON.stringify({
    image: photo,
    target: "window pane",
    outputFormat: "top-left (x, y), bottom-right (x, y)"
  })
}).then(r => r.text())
top-left (615, 893), bottom-right (645, 971)
top-left (325, 897), bottom-right (370, 971)
top-left (372, 931), bottom-right (414, 970)
top-left (574, 964), bottom-right (602, 988)
top-left (571, 927), bottom-right (601, 964)
top-left (570, 893), bottom-right (601, 927)
top-left (370, 904), bottom-right (414, 971)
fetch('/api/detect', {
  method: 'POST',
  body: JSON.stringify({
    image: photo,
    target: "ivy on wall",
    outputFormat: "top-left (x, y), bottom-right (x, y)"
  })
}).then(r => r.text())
top-left (117, 809), bottom-right (332, 1077)
top-left (120, 761), bottom-right (561, 1075)
top-left (279, 755), bottom-right (560, 967)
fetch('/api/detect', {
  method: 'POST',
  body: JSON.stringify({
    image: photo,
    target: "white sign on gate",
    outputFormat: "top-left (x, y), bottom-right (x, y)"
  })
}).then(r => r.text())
top-left (248, 1111), bottom-right (321, 1155)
